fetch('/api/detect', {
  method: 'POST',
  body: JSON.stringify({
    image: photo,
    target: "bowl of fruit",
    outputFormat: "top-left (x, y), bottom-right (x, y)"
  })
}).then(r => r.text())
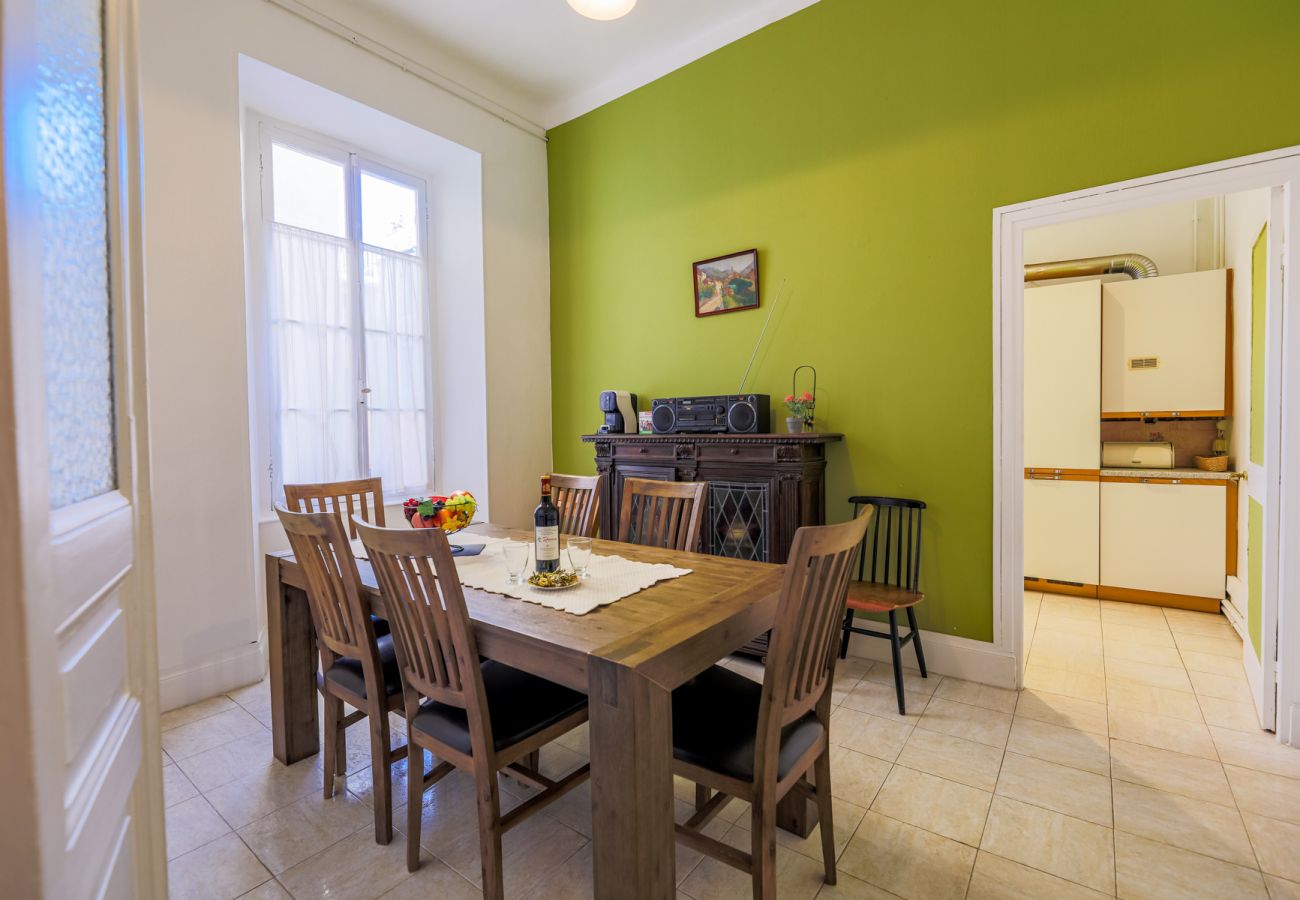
top-left (403, 491), bottom-right (477, 549)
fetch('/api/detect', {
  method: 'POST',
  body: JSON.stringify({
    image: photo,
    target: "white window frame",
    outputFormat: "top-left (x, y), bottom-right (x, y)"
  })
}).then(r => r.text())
top-left (250, 117), bottom-right (436, 511)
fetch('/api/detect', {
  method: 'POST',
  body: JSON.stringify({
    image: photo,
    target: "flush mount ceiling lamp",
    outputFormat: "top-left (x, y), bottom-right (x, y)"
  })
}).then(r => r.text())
top-left (566, 0), bottom-right (636, 21)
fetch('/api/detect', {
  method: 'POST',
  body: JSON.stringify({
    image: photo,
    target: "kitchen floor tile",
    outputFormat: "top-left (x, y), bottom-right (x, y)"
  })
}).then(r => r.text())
top-left (1107, 707), bottom-right (1217, 760)
top-left (1022, 664), bottom-right (1106, 704)
top-left (840, 680), bottom-right (929, 723)
top-left (1180, 649), bottom-right (1249, 677)
top-left (1101, 622), bottom-right (1176, 648)
top-left (1243, 813), bottom-right (1300, 882)
top-left (1211, 727), bottom-right (1300, 779)
top-left (1006, 717), bottom-right (1110, 776)
top-left (165, 795), bottom-right (232, 860)
top-left (916, 697), bottom-right (1012, 749)
top-left (1106, 680), bottom-right (1204, 722)
top-left (1225, 765), bottom-right (1300, 826)
top-left (859, 661), bottom-right (939, 697)
top-left (870, 766), bottom-right (991, 846)
top-left (1104, 657), bottom-right (1193, 692)
top-left (1103, 639), bottom-right (1184, 668)
top-left (931, 677), bottom-right (1018, 714)
top-left (1173, 631), bottom-right (1243, 658)
top-left (1114, 831), bottom-right (1268, 900)
top-left (1112, 779), bottom-right (1256, 868)
top-left (1027, 648), bottom-right (1107, 677)
top-left (979, 796), bottom-right (1114, 894)
top-left (679, 821), bottom-right (829, 900)
top-left (830, 707), bottom-right (914, 762)
top-left (827, 744), bottom-right (893, 808)
top-left (1109, 739), bottom-right (1234, 806)
top-left (838, 811), bottom-right (976, 900)
top-left (995, 752), bottom-right (1112, 826)
top-left (237, 791), bottom-right (373, 875)
top-left (894, 727), bottom-right (1005, 792)
top-left (966, 851), bottom-right (1110, 899)
top-left (1013, 690), bottom-right (1108, 736)
top-left (1198, 696), bottom-right (1263, 732)
top-left (168, 833), bottom-right (272, 900)
top-left (1189, 668), bottom-right (1253, 702)
top-left (1264, 875), bottom-right (1300, 900)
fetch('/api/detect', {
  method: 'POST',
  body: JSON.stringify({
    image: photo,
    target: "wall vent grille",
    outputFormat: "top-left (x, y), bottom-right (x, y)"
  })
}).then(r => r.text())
top-left (1128, 356), bottom-right (1160, 370)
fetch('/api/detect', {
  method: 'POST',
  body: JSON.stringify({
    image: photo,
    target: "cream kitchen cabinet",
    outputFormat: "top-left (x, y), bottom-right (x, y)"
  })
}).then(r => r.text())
top-left (1025, 475), bottom-right (1100, 586)
top-left (1102, 269), bottom-right (1229, 417)
top-left (1024, 280), bottom-right (1101, 470)
top-left (1100, 477), bottom-right (1227, 602)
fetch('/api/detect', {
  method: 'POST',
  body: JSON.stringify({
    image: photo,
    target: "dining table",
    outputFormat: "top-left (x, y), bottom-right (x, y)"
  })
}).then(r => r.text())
top-left (265, 523), bottom-right (818, 899)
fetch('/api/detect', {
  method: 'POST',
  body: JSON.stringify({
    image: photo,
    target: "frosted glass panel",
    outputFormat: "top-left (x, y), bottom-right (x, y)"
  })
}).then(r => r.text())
top-left (37, 0), bottom-right (117, 508)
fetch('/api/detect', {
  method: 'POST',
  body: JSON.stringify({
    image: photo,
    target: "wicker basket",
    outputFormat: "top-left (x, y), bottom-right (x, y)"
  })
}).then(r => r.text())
top-left (1194, 455), bottom-right (1230, 472)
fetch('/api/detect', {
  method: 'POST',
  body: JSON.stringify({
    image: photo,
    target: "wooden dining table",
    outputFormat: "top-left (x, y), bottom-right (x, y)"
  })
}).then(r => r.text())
top-left (265, 523), bottom-right (818, 899)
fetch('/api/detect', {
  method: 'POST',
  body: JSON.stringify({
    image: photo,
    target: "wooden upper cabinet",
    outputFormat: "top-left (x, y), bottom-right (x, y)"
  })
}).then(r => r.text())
top-left (1024, 279), bottom-right (1101, 470)
top-left (1102, 269), bottom-right (1229, 418)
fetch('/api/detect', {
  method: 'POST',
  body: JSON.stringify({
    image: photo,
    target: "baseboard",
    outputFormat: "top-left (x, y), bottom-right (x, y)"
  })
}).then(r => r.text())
top-left (1280, 703), bottom-right (1298, 747)
top-left (1241, 637), bottom-right (1275, 733)
top-left (845, 628), bottom-right (1017, 689)
top-left (160, 632), bottom-right (267, 712)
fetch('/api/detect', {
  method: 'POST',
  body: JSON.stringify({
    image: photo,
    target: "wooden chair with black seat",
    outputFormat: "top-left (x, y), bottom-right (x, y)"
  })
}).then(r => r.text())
top-left (837, 496), bottom-right (928, 715)
top-left (618, 476), bottom-right (707, 551)
top-left (355, 519), bottom-right (590, 898)
top-left (673, 510), bottom-right (872, 900)
top-left (274, 505), bottom-right (406, 845)
top-left (550, 472), bottom-right (605, 537)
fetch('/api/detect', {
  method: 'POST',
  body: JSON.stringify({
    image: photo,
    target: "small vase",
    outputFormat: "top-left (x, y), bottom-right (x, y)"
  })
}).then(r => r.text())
top-left (785, 416), bottom-right (804, 434)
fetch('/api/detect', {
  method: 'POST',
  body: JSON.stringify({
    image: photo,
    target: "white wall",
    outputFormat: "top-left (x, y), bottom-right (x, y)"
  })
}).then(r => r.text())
top-left (139, 0), bottom-right (553, 710)
top-left (1024, 199), bottom-right (1204, 276)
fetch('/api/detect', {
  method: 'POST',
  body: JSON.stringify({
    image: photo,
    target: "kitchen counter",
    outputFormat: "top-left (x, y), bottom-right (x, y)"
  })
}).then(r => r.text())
top-left (1101, 467), bottom-right (1239, 481)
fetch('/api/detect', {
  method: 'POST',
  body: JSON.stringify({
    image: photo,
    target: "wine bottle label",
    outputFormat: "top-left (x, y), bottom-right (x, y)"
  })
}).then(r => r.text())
top-left (536, 526), bottom-right (560, 561)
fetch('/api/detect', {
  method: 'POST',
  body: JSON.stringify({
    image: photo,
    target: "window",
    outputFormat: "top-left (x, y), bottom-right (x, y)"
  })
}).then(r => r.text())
top-left (259, 124), bottom-right (432, 500)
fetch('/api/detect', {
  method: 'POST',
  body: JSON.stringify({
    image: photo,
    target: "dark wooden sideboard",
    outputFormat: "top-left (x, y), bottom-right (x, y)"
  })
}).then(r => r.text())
top-left (582, 432), bottom-right (843, 655)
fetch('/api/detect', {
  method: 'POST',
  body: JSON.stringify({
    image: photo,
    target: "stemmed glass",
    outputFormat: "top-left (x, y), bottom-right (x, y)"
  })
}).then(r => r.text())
top-left (502, 541), bottom-right (530, 585)
top-left (566, 537), bottom-right (593, 580)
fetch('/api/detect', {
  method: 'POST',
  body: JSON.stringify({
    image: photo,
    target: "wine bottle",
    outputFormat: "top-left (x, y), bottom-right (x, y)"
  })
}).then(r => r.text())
top-left (534, 475), bottom-right (560, 573)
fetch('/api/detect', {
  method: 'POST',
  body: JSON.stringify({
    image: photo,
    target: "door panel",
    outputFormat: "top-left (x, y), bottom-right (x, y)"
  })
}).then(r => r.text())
top-left (1024, 477), bottom-right (1099, 585)
top-left (1100, 481), bottom-right (1226, 598)
top-left (1024, 280), bottom-right (1101, 469)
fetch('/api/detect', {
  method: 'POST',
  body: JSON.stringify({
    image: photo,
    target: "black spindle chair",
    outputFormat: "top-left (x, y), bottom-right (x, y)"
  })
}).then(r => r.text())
top-left (838, 496), bottom-right (928, 715)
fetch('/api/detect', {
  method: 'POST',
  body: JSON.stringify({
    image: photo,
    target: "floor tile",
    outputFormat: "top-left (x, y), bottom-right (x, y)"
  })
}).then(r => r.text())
top-left (1104, 657), bottom-right (1193, 692)
top-left (1109, 740), bottom-right (1234, 806)
top-left (827, 744), bottom-right (893, 808)
top-left (1211, 727), bottom-right (1300, 779)
top-left (1244, 813), bottom-right (1300, 882)
top-left (931, 677), bottom-right (1018, 714)
top-left (1180, 649), bottom-right (1249, 677)
top-left (1163, 610), bottom-right (1239, 638)
top-left (168, 833), bottom-right (272, 900)
top-left (916, 697), bottom-right (1011, 749)
top-left (979, 796), bottom-right (1114, 894)
top-left (1189, 668), bottom-right (1253, 702)
top-left (1102, 622), bottom-right (1176, 648)
top-left (830, 707), bottom-right (914, 763)
top-left (1107, 707), bottom-right (1217, 760)
top-left (1225, 765), bottom-right (1300, 826)
top-left (1029, 631), bottom-right (1104, 660)
top-left (870, 766), bottom-right (991, 846)
top-left (1006, 718), bottom-right (1110, 776)
top-left (166, 795), bottom-right (232, 860)
top-left (995, 752), bottom-right (1111, 826)
top-left (164, 762), bottom-right (201, 808)
top-left (378, 857), bottom-right (482, 899)
top-left (1013, 690), bottom-right (1108, 736)
top-left (966, 851), bottom-right (1110, 899)
top-left (731, 793), bottom-right (866, 864)
top-left (1265, 874), bottom-right (1300, 900)
top-left (679, 821), bottom-right (829, 900)
top-left (894, 728), bottom-right (1004, 792)
top-left (838, 811), bottom-right (975, 900)
top-left (1028, 648), bottom-right (1106, 677)
top-left (1101, 602), bottom-right (1168, 626)
top-left (237, 880), bottom-right (293, 899)
top-left (1022, 664), bottom-right (1106, 703)
top-left (1111, 779), bottom-right (1255, 868)
top-left (1114, 830), bottom-right (1267, 900)
top-left (860, 661), bottom-right (938, 697)
top-left (1106, 680), bottom-right (1204, 722)
top-left (1198, 696), bottom-right (1263, 732)
top-left (204, 758), bottom-right (325, 829)
top-left (162, 708), bottom-right (268, 761)
top-left (174, 729), bottom-right (283, 793)
top-left (1036, 614), bottom-right (1102, 639)
top-left (516, 842), bottom-right (593, 900)
top-left (1173, 631), bottom-right (1242, 658)
top-left (278, 827), bottom-right (433, 899)
top-left (162, 695), bottom-right (238, 733)
top-left (1040, 595), bottom-right (1100, 617)
top-left (840, 680), bottom-right (929, 723)
top-left (812, 870), bottom-right (904, 898)
top-left (1103, 639), bottom-right (1184, 669)
top-left (237, 791), bottom-right (373, 874)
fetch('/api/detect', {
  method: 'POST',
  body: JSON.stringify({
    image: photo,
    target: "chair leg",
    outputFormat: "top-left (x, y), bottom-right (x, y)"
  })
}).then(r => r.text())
top-left (889, 611), bottom-right (906, 716)
top-left (478, 774), bottom-right (505, 900)
top-left (751, 795), bottom-right (777, 900)
top-left (405, 739), bottom-right (423, 872)
top-left (814, 750), bottom-right (836, 885)
top-left (907, 607), bottom-right (927, 677)
top-left (369, 706), bottom-right (393, 845)
top-left (839, 609), bottom-right (853, 660)
top-left (321, 693), bottom-right (341, 799)
top-left (695, 783), bottom-right (710, 812)
top-left (525, 749), bottom-right (540, 773)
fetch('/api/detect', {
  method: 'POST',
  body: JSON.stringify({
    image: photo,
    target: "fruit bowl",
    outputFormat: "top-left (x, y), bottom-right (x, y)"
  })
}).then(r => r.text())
top-left (403, 491), bottom-right (477, 547)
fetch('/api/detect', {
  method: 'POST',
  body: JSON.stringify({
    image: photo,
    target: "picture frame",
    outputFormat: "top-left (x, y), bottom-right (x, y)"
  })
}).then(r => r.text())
top-left (693, 248), bottom-right (759, 317)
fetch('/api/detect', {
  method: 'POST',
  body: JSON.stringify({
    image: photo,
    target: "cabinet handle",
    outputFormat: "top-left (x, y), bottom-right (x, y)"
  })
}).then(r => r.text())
top-left (730, 448), bottom-right (739, 455)
top-left (638, 447), bottom-right (647, 454)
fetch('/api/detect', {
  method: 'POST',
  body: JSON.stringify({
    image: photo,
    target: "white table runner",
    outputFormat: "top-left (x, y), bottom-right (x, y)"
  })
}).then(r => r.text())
top-left (353, 534), bottom-right (692, 616)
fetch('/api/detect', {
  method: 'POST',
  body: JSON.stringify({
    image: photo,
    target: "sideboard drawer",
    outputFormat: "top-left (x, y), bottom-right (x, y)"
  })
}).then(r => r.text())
top-left (698, 444), bottom-right (777, 463)
top-left (613, 442), bottom-right (677, 462)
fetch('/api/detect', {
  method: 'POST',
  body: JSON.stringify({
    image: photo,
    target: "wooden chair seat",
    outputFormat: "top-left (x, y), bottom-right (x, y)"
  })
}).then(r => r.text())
top-left (319, 634), bottom-right (403, 699)
top-left (673, 666), bottom-right (825, 782)
top-left (410, 660), bottom-right (588, 757)
top-left (845, 581), bottom-right (924, 613)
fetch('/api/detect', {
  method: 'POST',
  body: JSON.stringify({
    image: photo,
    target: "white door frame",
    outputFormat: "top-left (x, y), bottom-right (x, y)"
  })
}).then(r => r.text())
top-left (993, 146), bottom-right (1300, 746)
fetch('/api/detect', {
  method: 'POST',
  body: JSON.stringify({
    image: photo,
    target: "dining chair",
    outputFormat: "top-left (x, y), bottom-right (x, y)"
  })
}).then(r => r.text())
top-left (837, 496), bottom-right (927, 715)
top-left (672, 511), bottom-right (872, 899)
top-left (284, 477), bottom-right (386, 537)
top-left (550, 472), bottom-right (605, 538)
top-left (354, 519), bottom-right (591, 897)
top-left (274, 505), bottom-right (405, 845)
top-left (617, 477), bottom-right (707, 552)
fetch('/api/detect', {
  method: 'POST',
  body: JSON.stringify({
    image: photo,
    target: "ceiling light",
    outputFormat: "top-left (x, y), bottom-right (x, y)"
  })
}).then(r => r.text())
top-left (566, 0), bottom-right (636, 21)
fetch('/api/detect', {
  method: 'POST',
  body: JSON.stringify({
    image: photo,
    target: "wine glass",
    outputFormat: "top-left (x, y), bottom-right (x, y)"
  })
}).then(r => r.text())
top-left (566, 537), bottom-right (593, 580)
top-left (502, 541), bottom-right (530, 585)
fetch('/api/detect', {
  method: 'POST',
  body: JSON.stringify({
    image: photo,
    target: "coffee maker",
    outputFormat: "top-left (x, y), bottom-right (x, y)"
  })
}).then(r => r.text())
top-left (598, 391), bottom-right (638, 434)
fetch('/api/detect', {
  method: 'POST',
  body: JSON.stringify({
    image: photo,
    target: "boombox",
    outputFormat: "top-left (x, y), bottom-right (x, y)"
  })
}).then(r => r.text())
top-left (650, 395), bottom-right (770, 435)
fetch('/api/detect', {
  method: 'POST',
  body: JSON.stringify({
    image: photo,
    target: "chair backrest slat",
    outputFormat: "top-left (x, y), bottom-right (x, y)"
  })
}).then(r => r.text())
top-left (617, 478), bottom-right (706, 552)
top-left (550, 473), bottom-right (605, 538)
top-left (275, 506), bottom-right (370, 662)
top-left (285, 478), bottom-right (386, 539)
top-left (850, 495), bottom-right (926, 591)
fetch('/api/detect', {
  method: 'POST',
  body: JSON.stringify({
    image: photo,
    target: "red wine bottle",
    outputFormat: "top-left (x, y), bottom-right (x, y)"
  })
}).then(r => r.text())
top-left (534, 475), bottom-right (560, 573)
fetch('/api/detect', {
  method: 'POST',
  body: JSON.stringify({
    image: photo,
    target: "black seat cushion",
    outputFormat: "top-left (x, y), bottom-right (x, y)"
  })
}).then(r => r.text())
top-left (323, 633), bottom-right (402, 699)
top-left (672, 665), bottom-right (824, 782)
top-left (370, 614), bottom-right (391, 638)
top-left (410, 660), bottom-right (587, 755)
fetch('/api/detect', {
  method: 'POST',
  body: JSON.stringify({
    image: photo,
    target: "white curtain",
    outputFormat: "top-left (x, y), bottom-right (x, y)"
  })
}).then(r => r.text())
top-left (267, 223), bottom-right (429, 496)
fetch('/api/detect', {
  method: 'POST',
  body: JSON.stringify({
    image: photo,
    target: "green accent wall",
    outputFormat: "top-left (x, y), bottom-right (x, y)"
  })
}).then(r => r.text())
top-left (1249, 497), bottom-right (1263, 658)
top-left (1250, 224), bottom-right (1268, 467)
top-left (547, 0), bottom-right (1300, 642)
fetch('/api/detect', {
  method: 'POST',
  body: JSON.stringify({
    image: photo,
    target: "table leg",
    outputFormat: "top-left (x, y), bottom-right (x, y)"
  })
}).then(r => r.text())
top-left (588, 656), bottom-right (676, 900)
top-left (776, 774), bottom-right (821, 838)
top-left (267, 557), bottom-right (319, 765)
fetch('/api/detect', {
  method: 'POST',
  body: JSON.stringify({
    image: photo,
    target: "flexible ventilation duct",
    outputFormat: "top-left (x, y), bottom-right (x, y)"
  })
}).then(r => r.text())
top-left (1024, 253), bottom-right (1159, 282)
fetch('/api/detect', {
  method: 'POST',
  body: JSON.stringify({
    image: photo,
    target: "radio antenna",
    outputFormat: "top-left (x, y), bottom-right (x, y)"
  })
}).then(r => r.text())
top-left (737, 279), bottom-right (786, 394)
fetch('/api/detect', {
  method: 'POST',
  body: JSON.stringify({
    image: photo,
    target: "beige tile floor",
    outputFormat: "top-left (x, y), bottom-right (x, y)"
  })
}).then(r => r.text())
top-left (163, 594), bottom-right (1300, 899)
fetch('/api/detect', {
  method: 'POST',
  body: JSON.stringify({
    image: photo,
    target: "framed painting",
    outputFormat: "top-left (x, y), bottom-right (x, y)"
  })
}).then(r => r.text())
top-left (694, 248), bottom-right (759, 317)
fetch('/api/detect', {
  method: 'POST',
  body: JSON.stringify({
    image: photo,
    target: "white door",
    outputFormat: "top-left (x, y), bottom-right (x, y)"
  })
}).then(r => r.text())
top-left (1023, 279), bottom-right (1101, 470)
top-left (0, 0), bottom-right (164, 896)
top-left (1024, 476), bottom-right (1099, 585)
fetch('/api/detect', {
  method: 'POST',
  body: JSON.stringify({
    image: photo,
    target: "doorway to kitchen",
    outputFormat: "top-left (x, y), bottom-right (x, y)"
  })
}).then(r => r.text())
top-left (992, 147), bottom-right (1300, 747)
